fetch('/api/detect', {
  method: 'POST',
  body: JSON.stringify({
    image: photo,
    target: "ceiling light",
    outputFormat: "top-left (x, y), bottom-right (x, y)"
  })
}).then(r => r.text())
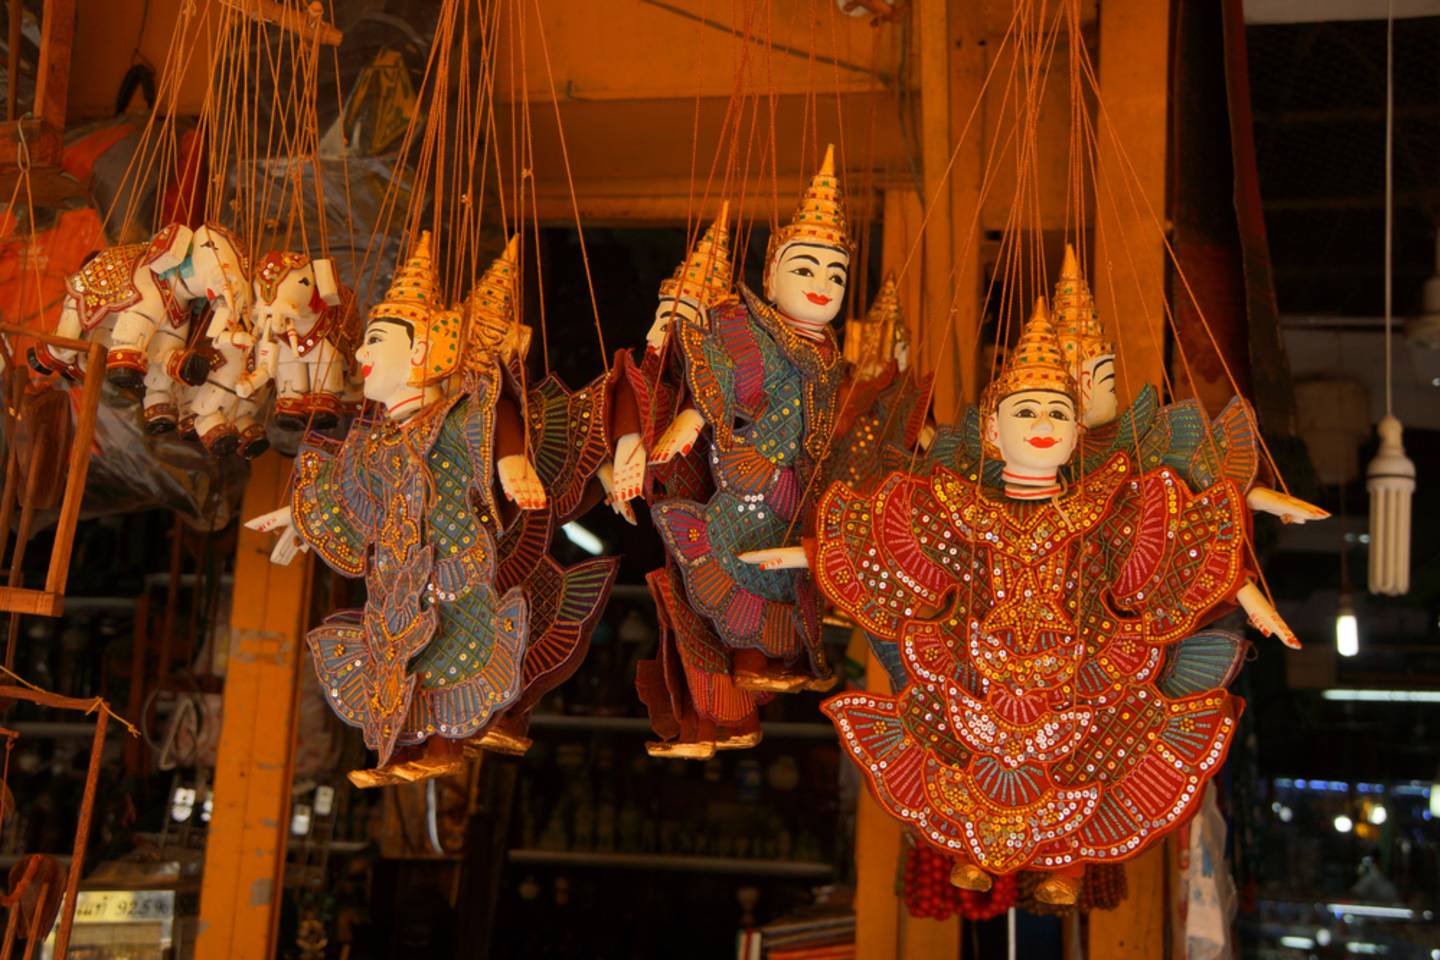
top-left (1321, 689), bottom-right (1440, 703)
top-left (1326, 903), bottom-right (1414, 920)
top-left (1367, 804), bottom-right (1388, 825)
top-left (1334, 814), bottom-right (1354, 833)
top-left (561, 522), bottom-right (605, 555)
top-left (1336, 592), bottom-right (1359, 657)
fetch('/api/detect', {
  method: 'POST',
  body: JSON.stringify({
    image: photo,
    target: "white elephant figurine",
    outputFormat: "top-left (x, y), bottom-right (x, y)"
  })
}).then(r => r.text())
top-left (248, 252), bottom-right (348, 430)
top-left (30, 222), bottom-right (253, 434)
top-left (187, 305), bottom-right (270, 459)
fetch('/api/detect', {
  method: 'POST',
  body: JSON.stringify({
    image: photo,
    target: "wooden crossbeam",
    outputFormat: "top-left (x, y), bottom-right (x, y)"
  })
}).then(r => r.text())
top-left (218, 0), bottom-right (343, 46)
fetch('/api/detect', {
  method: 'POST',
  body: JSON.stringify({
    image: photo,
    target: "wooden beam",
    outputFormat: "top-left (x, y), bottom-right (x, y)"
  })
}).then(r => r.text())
top-left (848, 188), bottom-right (965, 960)
top-left (0, 118), bottom-right (63, 168)
top-left (1089, 844), bottom-right (1169, 959)
top-left (527, 183), bottom-right (882, 227)
top-left (948, 0), bottom-right (985, 410)
top-left (853, 646), bottom-right (903, 957)
top-left (33, 0), bottom-right (76, 132)
top-left (1090, 0), bottom-right (1172, 953)
top-left (219, 0), bottom-right (343, 45)
top-left (197, 453), bottom-right (313, 960)
top-left (916, 0), bottom-right (955, 420)
top-left (1092, 0), bottom-right (1170, 414)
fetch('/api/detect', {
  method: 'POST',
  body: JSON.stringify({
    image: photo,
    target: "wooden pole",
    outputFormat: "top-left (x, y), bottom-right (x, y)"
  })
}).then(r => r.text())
top-left (852, 646), bottom-right (903, 958)
top-left (196, 453), bottom-right (313, 959)
top-left (1092, 0), bottom-right (1170, 414)
top-left (31, 0), bottom-right (75, 145)
top-left (948, 0), bottom-right (985, 410)
top-left (1089, 0), bottom-right (1172, 954)
top-left (5, 0), bottom-right (20, 122)
top-left (53, 707), bottom-right (107, 957)
top-left (916, 0), bottom-right (956, 421)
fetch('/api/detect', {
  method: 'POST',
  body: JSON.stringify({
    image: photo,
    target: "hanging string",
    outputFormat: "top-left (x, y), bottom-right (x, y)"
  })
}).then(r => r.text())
top-left (1383, 0), bottom-right (1394, 419)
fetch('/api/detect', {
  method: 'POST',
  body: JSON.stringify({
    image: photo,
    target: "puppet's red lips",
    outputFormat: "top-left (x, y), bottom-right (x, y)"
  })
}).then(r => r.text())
top-left (361, 363), bottom-right (373, 377)
top-left (1026, 436), bottom-right (1060, 449)
top-left (805, 292), bottom-right (831, 305)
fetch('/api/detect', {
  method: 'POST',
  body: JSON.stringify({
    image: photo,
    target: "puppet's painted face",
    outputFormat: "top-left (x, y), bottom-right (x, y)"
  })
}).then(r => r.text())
top-left (893, 336), bottom-right (911, 373)
top-left (1078, 355), bottom-right (1118, 428)
top-left (986, 389), bottom-right (1079, 472)
top-left (766, 241), bottom-right (849, 326)
top-left (648, 294), bottom-right (703, 351)
top-left (355, 319), bottom-right (424, 411)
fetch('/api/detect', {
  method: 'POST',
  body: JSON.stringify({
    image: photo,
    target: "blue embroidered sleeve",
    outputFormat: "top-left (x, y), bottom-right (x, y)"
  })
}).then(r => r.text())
top-left (292, 429), bottom-right (382, 577)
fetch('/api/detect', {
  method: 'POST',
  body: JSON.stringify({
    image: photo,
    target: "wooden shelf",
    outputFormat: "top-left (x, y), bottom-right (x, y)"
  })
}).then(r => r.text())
top-left (506, 849), bottom-right (834, 878)
top-left (528, 713), bottom-right (835, 739)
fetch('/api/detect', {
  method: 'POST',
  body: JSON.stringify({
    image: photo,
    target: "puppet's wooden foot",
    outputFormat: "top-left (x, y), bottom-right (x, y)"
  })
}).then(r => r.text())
top-left (347, 739), bottom-right (468, 789)
top-left (950, 862), bottom-right (993, 892)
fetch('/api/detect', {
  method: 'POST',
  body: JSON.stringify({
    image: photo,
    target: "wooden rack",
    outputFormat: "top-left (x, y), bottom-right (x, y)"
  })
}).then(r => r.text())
top-left (0, 326), bottom-right (106, 619)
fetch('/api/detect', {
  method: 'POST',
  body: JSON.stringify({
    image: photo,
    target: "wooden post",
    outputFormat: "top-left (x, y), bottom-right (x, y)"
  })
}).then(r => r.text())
top-left (948, 0), bottom-right (985, 410)
top-left (852, 647), bottom-right (903, 958)
top-left (1092, 0), bottom-right (1170, 413)
top-left (1089, 0), bottom-right (1172, 955)
top-left (197, 453), bottom-right (313, 960)
top-left (916, 0), bottom-right (955, 420)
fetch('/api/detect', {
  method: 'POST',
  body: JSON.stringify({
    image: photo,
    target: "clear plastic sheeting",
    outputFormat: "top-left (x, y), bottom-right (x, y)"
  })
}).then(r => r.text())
top-left (84, 387), bottom-right (249, 530)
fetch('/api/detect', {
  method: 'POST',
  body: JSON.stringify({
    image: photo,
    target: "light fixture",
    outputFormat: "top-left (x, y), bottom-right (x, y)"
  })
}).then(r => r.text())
top-left (1367, 5), bottom-right (1417, 596)
top-left (1367, 804), bottom-right (1388, 825)
top-left (561, 522), bottom-right (605, 555)
top-left (1334, 814), bottom-right (1354, 833)
top-left (1336, 591), bottom-right (1360, 657)
top-left (1326, 903), bottom-right (1414, 920)
top-left (1321, 689), bottom-right (1440, 703)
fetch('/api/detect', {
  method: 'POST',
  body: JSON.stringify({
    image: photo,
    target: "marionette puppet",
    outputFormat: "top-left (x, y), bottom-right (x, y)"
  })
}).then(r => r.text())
top-left (638, 145), bottom-right (853, 695)
top-left (467, 237), bottom-right (619, 757)
top-left (32, 223), bottom-right (253, 434)
top-left (608, 203), bottom-right (734, 511)
top-left (923, 246), bottom-right (1326, 528)
top-left (825, 274), bottom-right (935, 496)
top-left (246, 233), bottom-right (560, 786)
top-left (605, 207), bottom-right (769, 758)
top-left (241, 251), bottom-right (351, 432)
top-left (746, 301), bottom-right (1300, 903)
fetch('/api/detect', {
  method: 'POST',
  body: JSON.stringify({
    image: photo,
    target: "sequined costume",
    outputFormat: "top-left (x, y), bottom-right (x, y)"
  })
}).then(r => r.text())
top-left (297, 383), bottom-right (527, 766)
top-left (828, 274), bottom-right (932, 497)
top-left (652, 284), bottom-right (847, 675)
top-left (618, 210), bottom-right (770, 752)
top-left (815, 452), bottom-right (1253, 874)
top-left (920, 384), bottom-right (1259, 495)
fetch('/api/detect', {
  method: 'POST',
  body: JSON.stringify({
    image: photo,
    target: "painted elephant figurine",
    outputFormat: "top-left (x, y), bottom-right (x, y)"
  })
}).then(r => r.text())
top-left (246, 252), bottom-right (348, 430)
top-left (30, 222), bottom-right (253, 434)
top-left (187, 304), bottom-right (270, 459)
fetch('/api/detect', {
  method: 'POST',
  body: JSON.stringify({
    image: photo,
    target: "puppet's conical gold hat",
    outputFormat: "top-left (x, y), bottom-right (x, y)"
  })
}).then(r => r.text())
top-left (846, 272), bottom-right (906, 371)
top-left (372, 231), bottom-right (439, 327)
top-left (1053, 243), bottom-right (1113, 368)
top-left (659, 203), bottom-right (734, 308)
top-left (768, 144), bottom-right (852, 266)
top-left (986, 298), bottom-right (1076, 405)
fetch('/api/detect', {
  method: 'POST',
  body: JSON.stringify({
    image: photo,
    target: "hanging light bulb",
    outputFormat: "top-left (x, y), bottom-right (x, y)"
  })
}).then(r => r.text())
top-left (1368, 417), bottom-right (1416, 595)
top-left (1336, 591), bottom-right (1360, 658)
top-left (1367, 6), bottom-right (1417, 596)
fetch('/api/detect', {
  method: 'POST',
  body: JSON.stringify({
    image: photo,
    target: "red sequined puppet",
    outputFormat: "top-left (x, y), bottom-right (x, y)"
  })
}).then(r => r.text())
top-left (763, 300), bottom-right (1301, 903)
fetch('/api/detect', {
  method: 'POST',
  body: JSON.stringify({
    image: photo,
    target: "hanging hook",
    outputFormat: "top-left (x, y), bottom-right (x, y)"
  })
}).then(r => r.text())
top-left (14, 113), bottom-right (31, 173)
